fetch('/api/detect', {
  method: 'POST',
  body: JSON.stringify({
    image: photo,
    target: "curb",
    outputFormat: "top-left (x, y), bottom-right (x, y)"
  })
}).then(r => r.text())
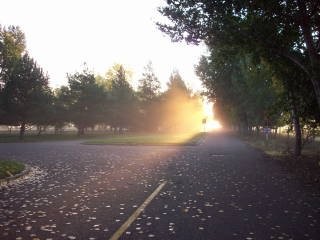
top-left (0, 164), bottom-right (31, 185)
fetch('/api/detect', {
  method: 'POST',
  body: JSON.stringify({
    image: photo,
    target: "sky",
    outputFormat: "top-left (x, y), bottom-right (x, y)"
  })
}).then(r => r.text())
top-left (0, 0), bottom-right (207, 91)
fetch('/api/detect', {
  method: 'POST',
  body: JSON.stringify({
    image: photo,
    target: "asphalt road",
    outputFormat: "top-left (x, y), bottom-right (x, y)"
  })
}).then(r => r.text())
top-left (0, 133), bottom-right (319, 240)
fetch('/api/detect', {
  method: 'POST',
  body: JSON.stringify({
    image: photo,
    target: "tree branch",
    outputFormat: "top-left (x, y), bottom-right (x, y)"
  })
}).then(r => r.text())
top-left (279, 50), bottom-right (311, 76)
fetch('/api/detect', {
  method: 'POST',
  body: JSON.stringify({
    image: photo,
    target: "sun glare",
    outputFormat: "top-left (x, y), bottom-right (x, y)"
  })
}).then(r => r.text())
top-left (206, 119), bottom-right (222, 131)
top-left (202, 100), bottom-right (222, 132)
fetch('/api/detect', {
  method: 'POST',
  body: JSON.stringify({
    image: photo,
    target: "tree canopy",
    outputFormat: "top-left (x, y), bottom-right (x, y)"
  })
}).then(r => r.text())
top-left (158, 0), bottom-right (320, 110)
top-left (1, 53), bottom-right (51, 138)
top-left (65, 67), bottom-right (107, 135)
top-left (159, 0), bottom-right (320, 156)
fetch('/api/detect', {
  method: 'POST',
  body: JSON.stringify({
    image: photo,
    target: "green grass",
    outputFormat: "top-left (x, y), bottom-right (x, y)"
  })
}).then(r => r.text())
top-left (84, 132), bottom-right (206, 146)
top-left (243, 136), bottom-right (288, 156)
top-left (0, 160), bottom-right (25, 179)
top-left (0, 132), bottom-right (110, 143)
top-left (242, 134), bottom-right (320, 157)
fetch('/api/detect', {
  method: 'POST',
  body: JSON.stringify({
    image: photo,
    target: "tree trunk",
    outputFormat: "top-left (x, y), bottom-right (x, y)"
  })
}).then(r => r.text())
top-left (286, 74), bottom-right (303, 157)
top-left (310, 75), bottom-right (320, 111)
top-left (255, 126), bottom-right (260, 136)
top-left (292, 108), bottom-right (302, 157)
top-left (77, 126), bottom-right (85, 135)
top-left (296, 0), bottom-right (320, 110)
top-left (241, 112), bottom-right (249, 135)
top-left (37, 126), bottom-right (42, 136)
top-left (54, 126), bottom-right (58, 135)
top-left (19, 122), bottom-right (26, 140)
top-left (286, 126), bottom-right (291, 154)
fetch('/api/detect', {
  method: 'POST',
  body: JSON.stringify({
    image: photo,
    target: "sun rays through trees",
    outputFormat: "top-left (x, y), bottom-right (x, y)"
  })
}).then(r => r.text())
top-left (0, 26), bottom-right (209, 136)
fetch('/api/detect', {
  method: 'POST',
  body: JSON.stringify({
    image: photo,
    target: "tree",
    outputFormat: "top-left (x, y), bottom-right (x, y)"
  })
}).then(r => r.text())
top-left (50, 87), bottom-right (70, 133)
top-left (105, 63), bottom-right (132, 84)
top-left (138, 61), bottom-right (161, 101)
top-left (66, 66), bottom-right (107, 135)
top-left (159, 0), bottom-right (320, 156)
top-left (270, 57), bottom-right (319, 156)
top-left (0, 25), bottom-right (26, 84)
top-left (137, 62), bottom-right (162, 131)
top-left (196, 45), bottom-right (319, 156)
top-left (0, 25), bottom-right (26, 124)
top-left (32, 93), bottom-right (54, 136)
top-left (196, 51), bottom-right (279, 135)
top-left (160, 71), bottom-right (203, 133)
top-left (1, 53), bottom-right (51, 139)
top-left (108, 64), bottom-right (137, 132)
top-left (158, 0), bottom-right (320, 110)
top-left (166, 70), bottom-right (190, 95)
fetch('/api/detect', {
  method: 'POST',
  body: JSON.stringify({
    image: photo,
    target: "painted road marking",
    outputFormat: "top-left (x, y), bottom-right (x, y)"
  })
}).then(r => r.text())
top-left (109, 181), bottom-right (167, 240)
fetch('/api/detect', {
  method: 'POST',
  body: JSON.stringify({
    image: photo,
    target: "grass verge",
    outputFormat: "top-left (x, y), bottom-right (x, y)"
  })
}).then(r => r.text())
top-left (241, 134), bottom-right (320, 157)
top-left (242, 134), bottom-right (320, 186)
top-left (84, 132), bottom-right (206, 146)
top-left (0, 160), bottom-right (25, 179)
top-left (0, 133), bottom-right (109, 143)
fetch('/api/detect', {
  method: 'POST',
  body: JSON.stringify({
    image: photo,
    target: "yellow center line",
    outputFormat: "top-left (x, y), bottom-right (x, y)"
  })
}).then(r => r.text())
top-left (109, 181), bottom-right (167, 240)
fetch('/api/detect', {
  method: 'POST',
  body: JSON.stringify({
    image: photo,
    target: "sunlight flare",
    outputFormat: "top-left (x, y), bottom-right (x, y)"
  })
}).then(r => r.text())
top-left (202, 100), bottom-right (222, 132)
top-left (205, 119), bottom-right (222, 131)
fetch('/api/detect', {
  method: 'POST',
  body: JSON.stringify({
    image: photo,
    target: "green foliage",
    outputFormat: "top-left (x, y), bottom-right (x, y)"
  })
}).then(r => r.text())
top-left (271, 58), bottom-right (319, 123)
top-left (0, 159), bottom-right (25, 179)
top-left (50, 87), bottom-right (70, 132)
top-left (0, 26), bottom-right (52, 139)
top-left (138, 61), bottom-right (161, 101)
top-left (105, 63), bottom-right (132, 85)
top-left (0, 25), bottom-right (207, 137)
top-left (137, 62), bottom-right (162, 131)
top-left (1, 54), bottom-right (51, 138)
top-left (65, 66), bottom-right (107, 135)
top-left (158, 0), bottom-right (320, 110)
top-left (196, 50), bottom-right (279, 131)
top-left (0, 25), bottom-right (26, 83)
top-left (108, 64), bottom-right (138, 131)
top-left (166, 70), bottom-right (190, 95)
top-left (159, 0), bottom-right (320, 156)
top-left (160, 71), bottom-right (203, 133)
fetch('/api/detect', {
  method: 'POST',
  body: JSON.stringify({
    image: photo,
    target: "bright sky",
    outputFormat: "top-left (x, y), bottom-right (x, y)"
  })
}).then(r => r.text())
top-left (0, 0), bottom-right (207, 91)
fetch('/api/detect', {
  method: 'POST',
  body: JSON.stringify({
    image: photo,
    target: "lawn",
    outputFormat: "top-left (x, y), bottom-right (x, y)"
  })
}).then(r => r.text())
top-left (0, 132), bottom-right (109, 143)
top-left (242, 134), bottom-right (320, 186)
top-left (0, 160), bottom-right (25, 179)
top-left (84, 132), bottom-right (206, 146)
top-left (242, 134), bottom-right (320, 157)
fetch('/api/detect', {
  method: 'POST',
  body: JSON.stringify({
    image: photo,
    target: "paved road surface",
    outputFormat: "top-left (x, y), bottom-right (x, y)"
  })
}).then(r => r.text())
top-left (0, 133), bottom-right (319, 239)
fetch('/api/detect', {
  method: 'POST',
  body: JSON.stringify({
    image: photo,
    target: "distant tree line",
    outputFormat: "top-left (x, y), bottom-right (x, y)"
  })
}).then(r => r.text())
top-left (0, 25), bottom-right (203, 139)
top-left (158, 0), bottom-right (320, 156)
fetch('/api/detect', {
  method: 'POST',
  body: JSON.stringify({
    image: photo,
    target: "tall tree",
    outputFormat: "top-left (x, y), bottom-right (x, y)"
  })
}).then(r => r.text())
top-left (166, 70), bottom-right (190, 95)
top-left (50, 87), bottom-right (70, 133)
top-left (197, 46), bottom-right (319, 156)
top-left (1, 53), bottom-right (51, 139)
top-left (66, 66), bottom-right (107, 135)
top-left (108, 64), bottom-right (137, 132)
top-left (196, 51), bottom-right (279, 134)
top-left (270, 58), bottom-right (319, 156)
top-left (158, 0), bottom-right (320, 110)
top-left (138, 61), bottom-right (161, 101)
top-left (161, 71), bottom-right (203, 132)
top-left (0, 25), bottom-right (26, 122)
top-left (137, 62), bottom-right (161, 131)
top-left (0, 25), bottom-right (26, 84)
